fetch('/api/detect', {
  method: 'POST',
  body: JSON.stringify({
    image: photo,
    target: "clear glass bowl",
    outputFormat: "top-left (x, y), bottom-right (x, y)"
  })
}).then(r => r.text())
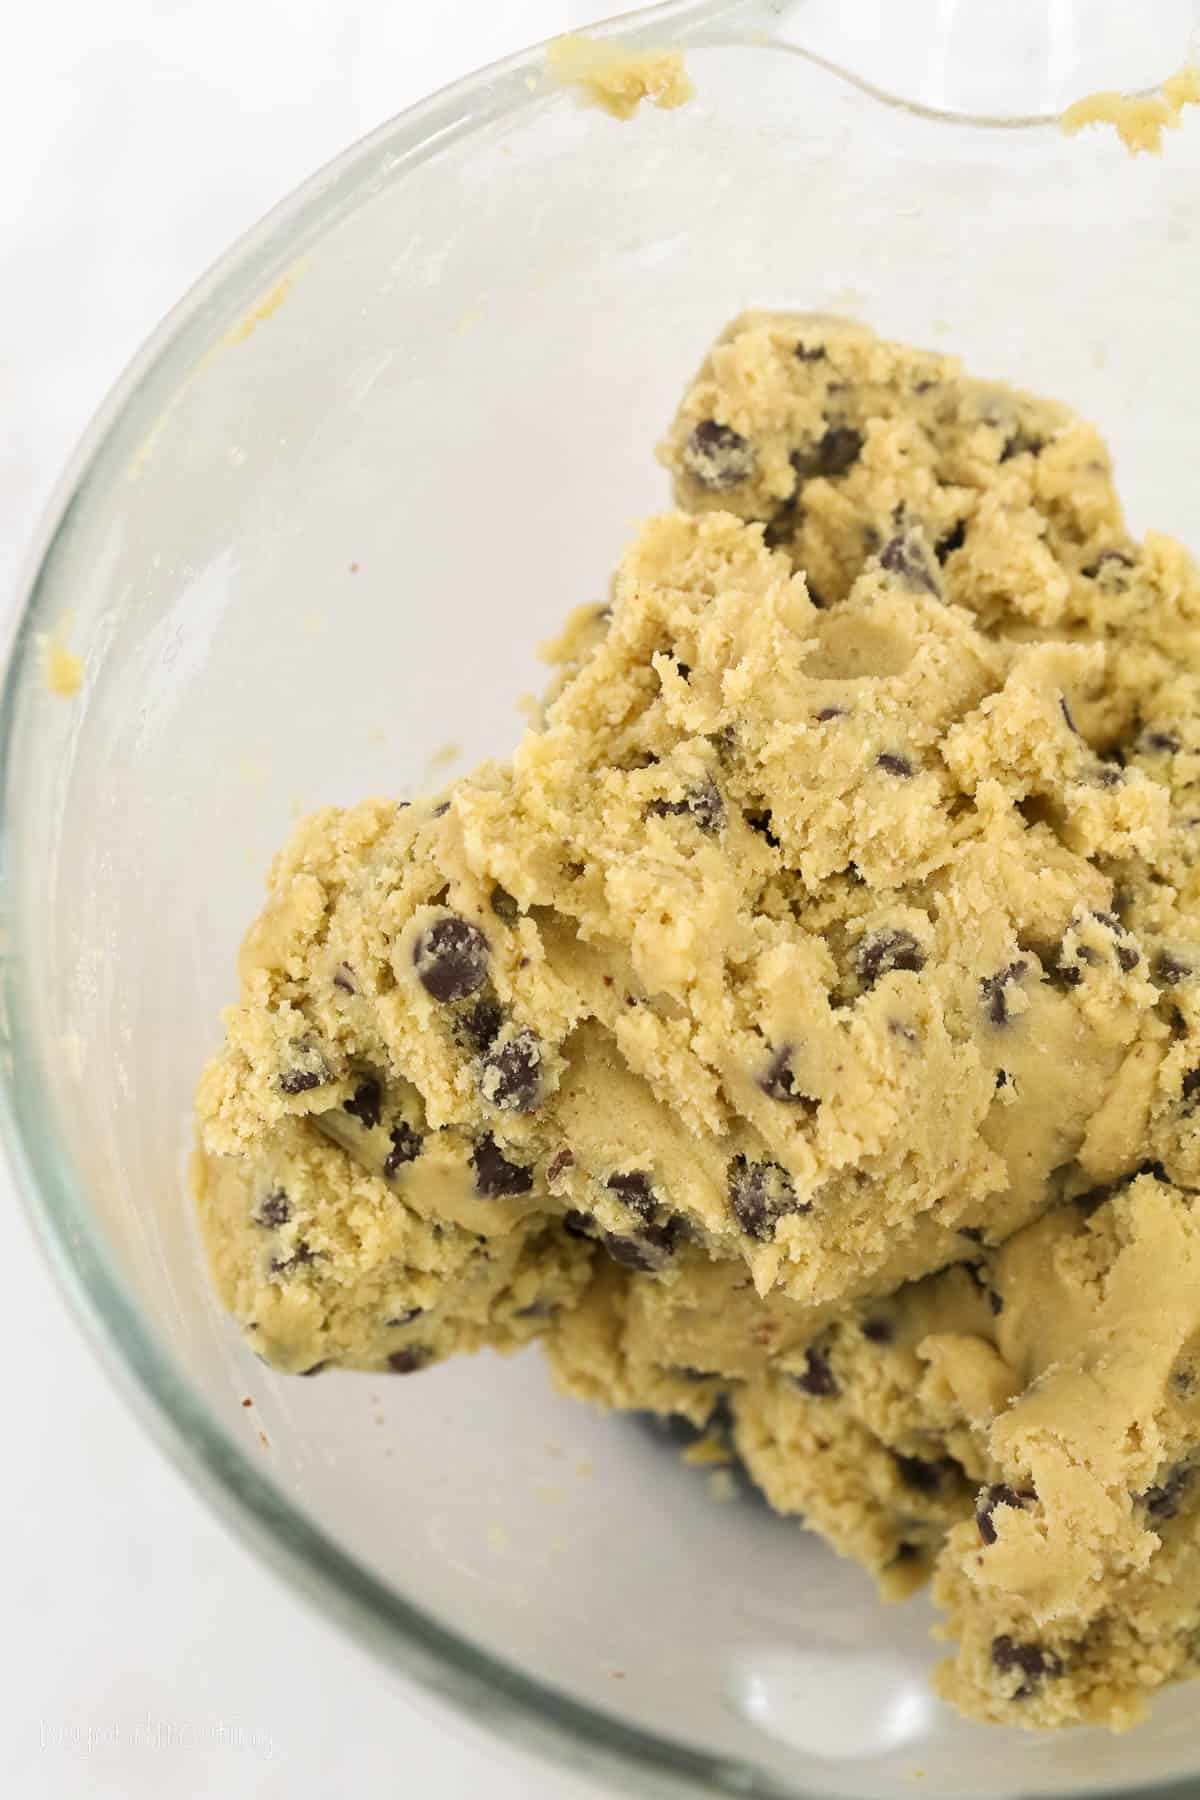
top-left (5, 3), bottom-right (1200, 1795)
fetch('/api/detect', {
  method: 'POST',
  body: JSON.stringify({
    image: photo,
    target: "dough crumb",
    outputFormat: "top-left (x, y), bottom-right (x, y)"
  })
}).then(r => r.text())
top-left (1062, 63), bottom-right (1200, 153)
top-left (682, 1433), bottom-right (734, 1468)
top-left (545, 34), bottom-right (695, 121)
top-left (707, 1468), bottom-right (738, 1504)
top-left (37, 622), bottom-right (83, 698)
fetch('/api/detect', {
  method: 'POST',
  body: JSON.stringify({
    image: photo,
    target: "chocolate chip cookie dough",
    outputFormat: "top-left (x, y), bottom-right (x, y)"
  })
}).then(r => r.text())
top-left (195, 311), bottom-right (1200, 1730)
top-left (548, 1171), bottom-right (1200, 1729)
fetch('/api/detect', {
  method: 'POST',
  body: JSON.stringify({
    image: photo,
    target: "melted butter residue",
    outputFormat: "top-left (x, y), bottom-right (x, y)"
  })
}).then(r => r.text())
top-left (1062, 63), bottom-right (1200, 154)
top-left (544, 34), bottom-right (695, 121)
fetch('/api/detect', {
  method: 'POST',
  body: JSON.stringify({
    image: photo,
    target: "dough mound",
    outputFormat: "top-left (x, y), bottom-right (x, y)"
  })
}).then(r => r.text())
top-left (195, 313), bottom-right (1200, 1731)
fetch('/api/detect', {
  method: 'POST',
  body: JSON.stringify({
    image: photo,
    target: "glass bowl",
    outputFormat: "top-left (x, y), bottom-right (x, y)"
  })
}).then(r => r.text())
top-left (4, 3), bottom-right (1200, 1795)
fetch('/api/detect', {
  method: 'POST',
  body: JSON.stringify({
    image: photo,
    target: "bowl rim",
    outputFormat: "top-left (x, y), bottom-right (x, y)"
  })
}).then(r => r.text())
top-left (2, 3), bottom-right (1197, 1797)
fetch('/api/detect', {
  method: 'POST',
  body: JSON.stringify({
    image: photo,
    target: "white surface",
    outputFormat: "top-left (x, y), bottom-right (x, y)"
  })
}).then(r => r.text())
top-left (0, 4), bottom-right (615, 1795)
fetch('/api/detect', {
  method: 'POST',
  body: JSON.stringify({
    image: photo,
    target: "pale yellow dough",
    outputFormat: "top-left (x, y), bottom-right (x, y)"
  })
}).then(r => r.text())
top-left (544, 35), bottom-right (694, 121)
top-left (195, 312), bottom-right (1200, 1731)
top-left (1062, 64), bottom-right (1200, 154)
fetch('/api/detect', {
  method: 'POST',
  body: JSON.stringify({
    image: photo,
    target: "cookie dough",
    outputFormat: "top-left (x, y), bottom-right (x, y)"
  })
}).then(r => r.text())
top-left (1062, 64), bottom-right (1200, 155)
top-left (195, 312), bottom-right (1200, 1730)
top-left (544, 34), bottom-right (694, 121)
top-left (548, 1172), bottom-right (1200, 1729)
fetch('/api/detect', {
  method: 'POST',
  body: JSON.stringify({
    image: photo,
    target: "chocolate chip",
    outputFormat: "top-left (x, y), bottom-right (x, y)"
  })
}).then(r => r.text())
top-left (344, 1077), bottom-right (382, 1131)
top-left (1059, 694), bottom-right (1080, 735)
top-left (462, 998), bottom-right (503, 1053)
top-left (547, 1148), bottom-right (574, 1186)
top-left (988, 1288), bottom-right (1004, 1316)
top-left (1088, 763), bottom-right (1123, 788)
top-left (745, 810), bottom-right (780, 848)
top-left (977, 1483), bottom-right (1036, 1545)
top-left (387, 1347), bottom-right (429, 1374)
top-left (981, 961), bottom-right (1028, 1026)
top-left (894, 1454), bottom-right (950, 1496)
top-left (816, 706), bottom-right (845, 722)
top-left (684, 420), bottom-right (756, 490)
top-left (1140, 730), bottom-right (1180, 754)
top-left (562, 1209), bottom-right (592, 1238)
top-left (794, 341), bottom-right (827, 361)
top-left (471, 1132), bottom-right (534, 1197)
top-left (1083, 548), bottom-right (1134, 578)
top-left (1154, 951), bottom-right (1192, 986)
top-left (1091, 912), bottom-right (1140, 972)
top-left (876, 753), bottom-right (914, 777)
top-left (728, 1154), bottom-right (802, 1241)
top-left (513, 1299), bottom-right (557, 1320)
top-left (879, 534), bottom-right (938, 595)
top-left (759, 1046), bottom-right (816, 1106)
top-left (999, 431), bottom-right (1043, 462)
top-left (254, 1191), bottom-right (291, 1228)
top-left (279, 1064), bottom-right (327, 1095)
top-left (1182, 1069), bottom-right (1200, 1111)
top-left (332, 963), bottom-right (358, 994)
top-left (857, 928), bottom-right (926, 989)
top-left (479, 1028), bottom-right (542, 1113)
top-left (935, 520), bottom-right (966, 563)
top-left (270, 1240), bottom-right (315, 1276)
top-left (383, 1122), bottom-right (423, 1177)
top-left (606, 1171), bottom-right (657, 1221)
top-left (489, 885), bottom-right (520, 924)
top-left (413, 915), bottom-right (490, 1003)
top-left (794, 1345), bottom-right (838, 1398)
top-left (991, 1636), bottom-right (1062, 1694)
top-left (958, 1225), bottom-right (985, 1244)
top-left (791, 424), bottom-right (863, 482)
top-left (386, 1308), bottom-right (424, 1327)
top-left (674, 660), bottom-right (692, 682)
top-left (1142, 1462), bottom-right (1194, 1521)
top-left (298, 1361), bottom-right (328, 1377)
top-left (861, 1317), bottom-right (893, 1344)
top-left (600, 1220), bottom-right (676, 1272)
top-left (647, 776), bottom-right (726, 834)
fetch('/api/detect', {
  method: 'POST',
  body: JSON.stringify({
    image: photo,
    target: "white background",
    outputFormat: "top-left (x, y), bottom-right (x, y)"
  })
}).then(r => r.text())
top-left (0, 4), bottom-right (618, 1794)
